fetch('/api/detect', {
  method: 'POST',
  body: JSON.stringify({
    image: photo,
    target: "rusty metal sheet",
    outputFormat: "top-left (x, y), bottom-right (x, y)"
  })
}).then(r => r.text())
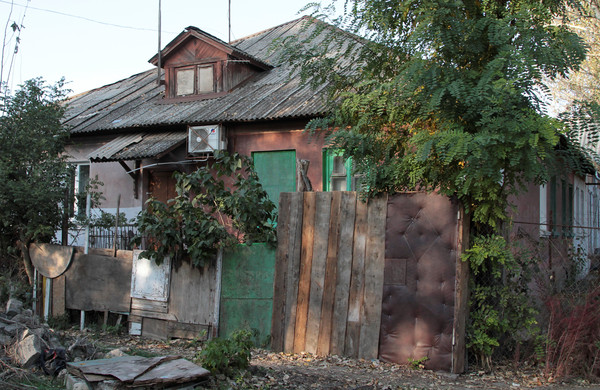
top-left (63, 17), bottom-right (334, 135)
top-left (380, 193), bottom-right (459, 372)
top-left (29, 243), bottom-right (74, 278)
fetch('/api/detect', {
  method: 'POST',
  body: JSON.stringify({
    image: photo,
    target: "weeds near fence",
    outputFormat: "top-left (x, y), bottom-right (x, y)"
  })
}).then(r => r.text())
top-left (543, 284), bottom-right (600, 379)
top-left (462, 235), bottom-right (539, 371)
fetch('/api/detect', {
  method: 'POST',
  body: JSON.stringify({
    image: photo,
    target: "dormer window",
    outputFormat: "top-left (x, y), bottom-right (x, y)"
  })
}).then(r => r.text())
top-left (150, 26), bottom-right (273, 101)
top-left (175, 64), bottom-right (215, 96)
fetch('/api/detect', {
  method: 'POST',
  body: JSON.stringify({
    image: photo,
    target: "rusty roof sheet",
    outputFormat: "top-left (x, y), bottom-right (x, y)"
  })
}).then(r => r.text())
top-left (89, 132), bottom-right (187, 162)
top-left (65, 17), bottom-right (346, 135)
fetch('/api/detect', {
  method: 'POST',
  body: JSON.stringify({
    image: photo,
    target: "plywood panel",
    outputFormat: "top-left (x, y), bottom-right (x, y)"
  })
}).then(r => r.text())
top-left (64, 253), bottom-right (132, 312)
top-left (305, 192), bottom-right (332, 354)
top-left (330, 192), bottom-right (357, 355)
top-left (294, 192), bottom-right (316, 353)
top-left (168, 259), bottom-right (217, 325)
top-left (359, 195), bottom-right (387, 359)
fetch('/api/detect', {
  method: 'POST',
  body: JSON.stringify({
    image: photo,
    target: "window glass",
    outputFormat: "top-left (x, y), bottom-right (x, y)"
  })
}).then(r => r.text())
top-left (323, 149), bottom-right (360, 191)
top-left (176, 68), bottom-right (194, 96)
top-left (74, 164), bottom-right (90, 218)
top-left (197, 65), bottom-right (214, 93)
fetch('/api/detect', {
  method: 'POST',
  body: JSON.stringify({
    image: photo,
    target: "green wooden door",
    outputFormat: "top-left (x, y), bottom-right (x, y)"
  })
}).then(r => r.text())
top-left (220, 244), bottom-right (276, 346)
top-left (252, 150), bottom-right (296, 210)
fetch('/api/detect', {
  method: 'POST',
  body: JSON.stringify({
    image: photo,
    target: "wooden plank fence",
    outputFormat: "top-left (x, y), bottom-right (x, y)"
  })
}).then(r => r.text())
top-left (271, 191), bottom-right (387, 359)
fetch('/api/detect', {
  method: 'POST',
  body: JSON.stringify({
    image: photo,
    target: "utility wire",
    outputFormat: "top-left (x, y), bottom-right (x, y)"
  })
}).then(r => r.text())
top-left (0, 0), bottom-right (177, 33)
top-left (4, 0), bottom-right (28, 92)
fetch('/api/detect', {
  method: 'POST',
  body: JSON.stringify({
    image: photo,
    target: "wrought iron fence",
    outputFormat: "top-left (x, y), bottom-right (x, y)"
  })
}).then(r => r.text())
top-left (88, 224), bottom-right (140, 250)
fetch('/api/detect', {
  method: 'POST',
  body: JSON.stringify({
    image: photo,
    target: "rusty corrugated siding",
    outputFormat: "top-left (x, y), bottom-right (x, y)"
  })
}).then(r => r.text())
top-left (89, 132), bottom-right (186, 162)
top-left (64, 17), bottom-right (338, 135)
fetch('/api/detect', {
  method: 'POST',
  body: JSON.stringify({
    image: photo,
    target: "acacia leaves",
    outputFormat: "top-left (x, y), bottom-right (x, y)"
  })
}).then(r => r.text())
top-left (134, 152), bottom-right (277, 268)
top-left (286, 0), bottom-right (586, 229)
top-left (0, 78), bottom-right (71, 283)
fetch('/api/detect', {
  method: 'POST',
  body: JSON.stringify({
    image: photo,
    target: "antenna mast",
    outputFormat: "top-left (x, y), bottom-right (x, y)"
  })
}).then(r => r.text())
top-left (228, 0), bottom-right (231, 43)
top-left (157, 0), bottom-right (162, 85)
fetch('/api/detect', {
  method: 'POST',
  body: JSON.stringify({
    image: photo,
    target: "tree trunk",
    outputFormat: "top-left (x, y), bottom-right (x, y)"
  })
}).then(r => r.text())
top-left (20, 240), bottom-right (34, 285)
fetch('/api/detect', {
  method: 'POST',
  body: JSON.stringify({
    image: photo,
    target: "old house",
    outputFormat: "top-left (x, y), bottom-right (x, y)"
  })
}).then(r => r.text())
top-left (46, 15), bottom-right (600, 371)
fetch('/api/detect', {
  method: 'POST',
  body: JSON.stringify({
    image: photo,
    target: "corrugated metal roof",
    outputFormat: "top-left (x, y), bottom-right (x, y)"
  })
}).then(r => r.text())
top-left (64, 17), bottom-right (342, 135)
top-left (89, 132), bottom-right (187, 162)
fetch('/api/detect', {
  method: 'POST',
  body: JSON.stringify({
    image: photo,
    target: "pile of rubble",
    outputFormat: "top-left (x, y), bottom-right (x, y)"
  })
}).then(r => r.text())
top-left (0, 298), bottom-right (70, 373)
top-left (0, 299), bottom-right (210, 389)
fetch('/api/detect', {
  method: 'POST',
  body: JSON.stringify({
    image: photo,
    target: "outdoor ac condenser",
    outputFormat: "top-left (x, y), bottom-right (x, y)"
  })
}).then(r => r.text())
top-left (187, 124), bottom-right (226, 154)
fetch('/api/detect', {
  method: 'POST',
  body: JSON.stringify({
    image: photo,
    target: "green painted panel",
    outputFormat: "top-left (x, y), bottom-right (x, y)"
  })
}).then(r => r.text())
top-left (220, 243), bottom-right (276, 345)
top-left (222, 244), bottom-right (276, 299)
top-left (252, 150), bottom-right (296, 209)
top-left (219, 299), bottom-right (273, 347)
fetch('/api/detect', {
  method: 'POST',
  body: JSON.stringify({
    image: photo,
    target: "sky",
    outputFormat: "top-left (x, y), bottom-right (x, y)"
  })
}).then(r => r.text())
top-left (0, 0), bottom-right (318, 96)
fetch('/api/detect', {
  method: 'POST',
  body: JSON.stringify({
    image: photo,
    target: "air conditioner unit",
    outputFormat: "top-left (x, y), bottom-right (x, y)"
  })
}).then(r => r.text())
top-left (187, 124), bottom-right (226, 154)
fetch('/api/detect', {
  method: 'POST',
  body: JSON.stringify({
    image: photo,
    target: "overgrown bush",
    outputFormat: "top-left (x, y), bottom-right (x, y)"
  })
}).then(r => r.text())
top-left (197, 329), bottom-right (254, 376)
top-left (134, 151), bottom-right (277, 267)
top-left (543, 285), bottom-right (600, 379)
top-left (462, 235), bottom-right (539, 370)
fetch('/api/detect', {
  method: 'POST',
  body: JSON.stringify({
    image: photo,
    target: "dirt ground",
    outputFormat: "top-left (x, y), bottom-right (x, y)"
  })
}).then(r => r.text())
top-left (57, 329), bottom-right (600, 390)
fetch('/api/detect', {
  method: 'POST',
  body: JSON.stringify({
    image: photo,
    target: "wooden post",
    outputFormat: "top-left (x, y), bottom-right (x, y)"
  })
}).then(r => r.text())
top-left (103, 310), bottom-right (109, 330)
top-left (113, 194), bottom-right (121, 257)
top-left (452, 205), bottom-right (470, 374)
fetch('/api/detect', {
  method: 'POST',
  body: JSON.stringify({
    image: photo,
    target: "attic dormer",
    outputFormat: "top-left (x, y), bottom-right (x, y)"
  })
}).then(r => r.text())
top-left (149, 26), bottom-right (272, 101)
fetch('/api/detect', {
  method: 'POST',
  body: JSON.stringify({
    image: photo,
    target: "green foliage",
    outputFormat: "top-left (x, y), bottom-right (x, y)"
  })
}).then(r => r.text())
top-left (281, 0), bottom-right (587, 229)
top-left (407, 356), bottom-right (429, 370)
top-left (462, 235), bottom-right (539, 368)
top-left (134, 151), bottom-right (277, 267)
top-left (0, 78), bottom-right (71, 283)
top-left (197, 329), bottom-right (254, 376)
top-left (47, 313), bottom-right (72, 331)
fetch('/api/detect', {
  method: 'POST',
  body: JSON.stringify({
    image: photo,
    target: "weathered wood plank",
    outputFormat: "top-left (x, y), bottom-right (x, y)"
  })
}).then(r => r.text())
top-left (345, 197), bottom-right (369, 357)
top-left (130, 309), bottom-right (177, 322)
top-left (271, 192), bottom-right (292, 351)
top-left (305, 192), bottom-right (332, 354)
top-left (330, 192), bottom-right (357, 355)
top-left (294, 191), bottom-right (316, 353)
top-left (131, 298), bottom-right (168, 313)
top-left (168, 259), bottom-right (217, 326)
top-left (283, 192), bottom-right (304, 352)
top-left (358, 194), bottom-right (388, 359)
top-left (452, 205), bottom-right (470, 373)
top-left (51, 275), bottom-right (66, 316)
top-left (317, 191), bottom-right (342, 356)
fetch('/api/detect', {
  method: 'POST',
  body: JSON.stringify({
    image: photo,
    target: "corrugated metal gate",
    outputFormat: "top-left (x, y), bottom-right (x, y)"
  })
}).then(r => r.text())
top-left (271, 192), bottom-right (468, 373)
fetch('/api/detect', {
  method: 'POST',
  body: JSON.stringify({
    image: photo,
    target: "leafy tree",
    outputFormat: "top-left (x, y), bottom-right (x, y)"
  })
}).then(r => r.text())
top-left (0, 78), bottom-right (71, 284)
top-left (548, 0), bottom-right (600, 169)
top-left (134, 151), bottom-right (277, 268)
top-left (284, 0), bottom-right (587, 230)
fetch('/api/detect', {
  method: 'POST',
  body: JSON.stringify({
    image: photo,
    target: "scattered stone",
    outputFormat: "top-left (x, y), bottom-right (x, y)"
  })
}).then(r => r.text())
top-left (0, 333), bottom-right (12, 346)
top-left (104, 348), bottom-right (128, 358)
top-left (65, 373), bottom-right (92, 390)
top-left (12, 333), bottom-right (42, 367)
top-left (6, 298), bottom-right (24, 317)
